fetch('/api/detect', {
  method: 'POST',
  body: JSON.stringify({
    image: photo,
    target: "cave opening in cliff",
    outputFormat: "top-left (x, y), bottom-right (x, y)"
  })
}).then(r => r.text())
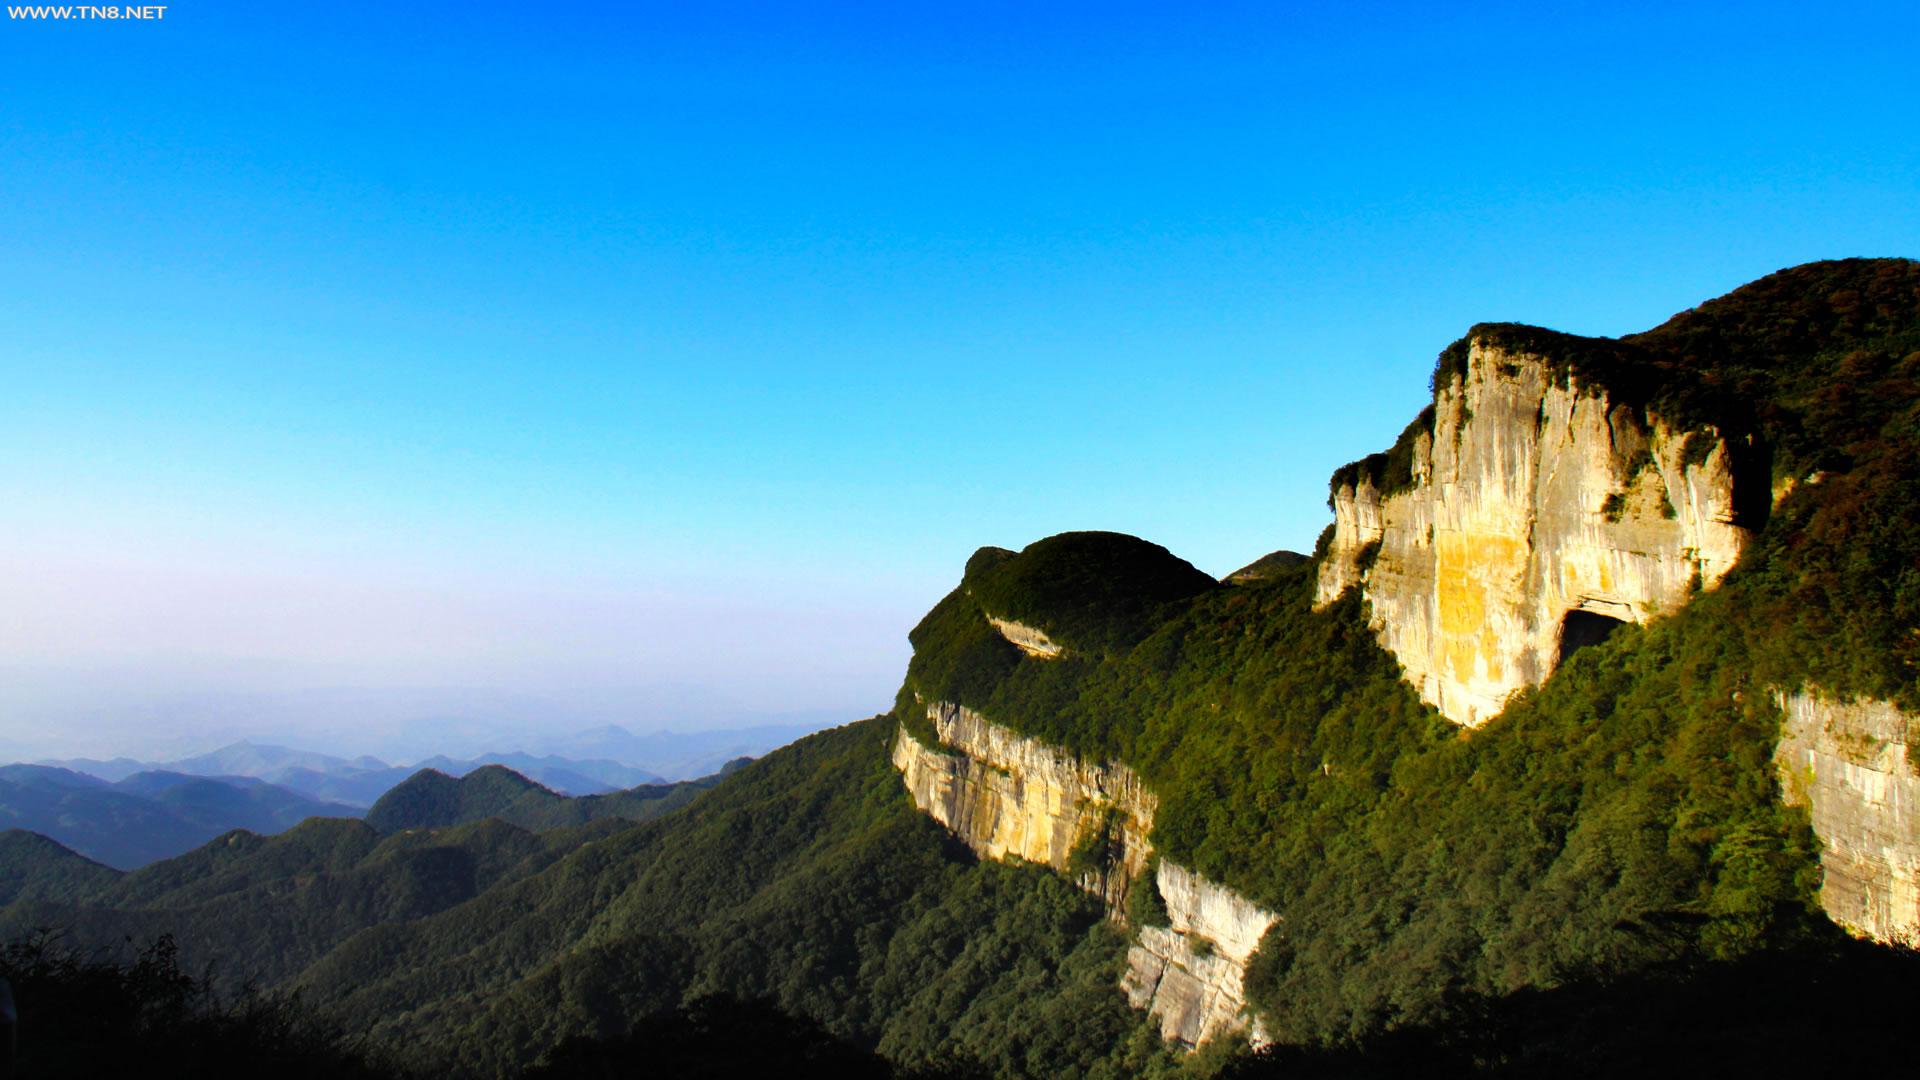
top-left (1558, 610), bottom-right (1626, 664)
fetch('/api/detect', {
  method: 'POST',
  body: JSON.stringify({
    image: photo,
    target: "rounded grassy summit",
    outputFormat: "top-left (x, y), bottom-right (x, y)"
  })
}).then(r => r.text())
top-left (957, 531), bottom-right (1217, 656)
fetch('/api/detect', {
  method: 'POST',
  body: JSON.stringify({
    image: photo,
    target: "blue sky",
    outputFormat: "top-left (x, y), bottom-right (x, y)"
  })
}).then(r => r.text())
top-left (3, 1), bottom-right (1917, 757)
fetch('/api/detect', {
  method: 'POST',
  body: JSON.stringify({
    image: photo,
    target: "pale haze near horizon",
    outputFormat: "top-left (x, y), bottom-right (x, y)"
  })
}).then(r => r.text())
top-left (4, 2), bottom-right (1917, 761)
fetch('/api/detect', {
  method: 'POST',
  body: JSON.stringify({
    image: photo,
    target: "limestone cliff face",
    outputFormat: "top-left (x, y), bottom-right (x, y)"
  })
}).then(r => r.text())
top-left (1316, 335), bottom-right (1751, 727)
top-left (891, 702), bottom-right (1154, 909)
top-left (892, 703), bottom-right (1276, 1046)
top-left (1775, 691), bottom-right (1920, 944)
top-left (1122, 861), bottom-right (1279, 1047)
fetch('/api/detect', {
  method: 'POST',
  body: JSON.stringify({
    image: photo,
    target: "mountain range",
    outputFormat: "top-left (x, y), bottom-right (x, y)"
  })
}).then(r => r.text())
top-left (38, 722), bottom-right (816, 800)
top-left (4, 260), bottom-right (1918, 1076)
top-left (0, 764), bottom-right (360, 870)
top-left (2, 746), bottom-right (756, 869)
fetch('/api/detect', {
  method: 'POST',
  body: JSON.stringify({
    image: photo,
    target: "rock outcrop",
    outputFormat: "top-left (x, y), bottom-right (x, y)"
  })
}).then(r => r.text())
top-left (893, 703), bottom-right (1275, 1046)
top-left (1775, 691), bottom-right (1920, 944)
top-left (986, 615), bottom-right (1064, 658)
top-left (1122, 861), bottom-right (1279, 1047)
top-left (892, 702), bottom-right (1154, 909)
top-left (1316, 335), bottom-right (1751, 726)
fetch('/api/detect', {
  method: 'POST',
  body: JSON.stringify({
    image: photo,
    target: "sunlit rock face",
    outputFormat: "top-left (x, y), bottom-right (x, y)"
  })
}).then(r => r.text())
top-left (1776, 691), bottom-right (1920, 944)
top-left (985, 614), bottom-right (1064, 658)
top-left (892, 704), bottom-right (1275, 1046)
top-left (891, 702), bottom-right (1155, 910)
top-left (1316, 337), bottom-right (1752, 727)
top-left (1122, 861), bottom-right (1279, 1047)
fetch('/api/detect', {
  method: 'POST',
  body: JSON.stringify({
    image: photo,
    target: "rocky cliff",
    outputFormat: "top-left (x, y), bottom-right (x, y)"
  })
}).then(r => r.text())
top-left (1316, 333), bottom-right (1752, 727)
top-left (892, 701), bottom-right (1155, 910)
top-left (1122, 860), bottom-right (1278, 1047)
top-left (892, 262), bottom-right (1920, 1055)
top-left (893, 703), bottom-right (1277, 1046)
top-left (1775, 691), bottom-right (1920, 944)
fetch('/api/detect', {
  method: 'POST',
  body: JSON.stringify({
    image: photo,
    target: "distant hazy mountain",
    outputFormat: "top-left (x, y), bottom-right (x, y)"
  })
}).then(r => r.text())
top-left (39, 743), bottom-right (407, 808)
top-left (365, 760), bottom-right (739, 833)
top-left (0, 764), bottom-right (360, 870)
top-left (36, 722), bottom-right (812, 802)
top-left (30, 755), bottom-right (151, 783)
top-left (166, 742), bottom-right (391, 778)
top-left (255, 763), bottom-right (418, 807)
top-left (408, 753), bottom-right (662, 795)
top-left (532, 723), bottom-right (819, 780)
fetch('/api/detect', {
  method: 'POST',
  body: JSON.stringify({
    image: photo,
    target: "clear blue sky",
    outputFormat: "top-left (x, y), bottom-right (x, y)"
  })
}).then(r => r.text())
top-left (3, 1), bottom-right (1916, 756)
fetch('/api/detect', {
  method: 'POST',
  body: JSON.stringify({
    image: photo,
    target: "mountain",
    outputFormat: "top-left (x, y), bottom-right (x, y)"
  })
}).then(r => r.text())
top-left (233, 762), bottom-right (418, 807)
top-left (1, 722), bottom-right (1159, 1077)
top-left (38, 742), bottom-right (408, 806)
top-left (365, 763), bottom-right (724, 833)
top-left (0, 764), bottom-right (111, 790)
top-left (1221, 549), bottom-right (1307, 585)
top-left (532, 723), bottom-right (823, 780)
top-left (38, 736), bottom-right (760, 805)
top-left (891, 258), bottom-right (1920, 1045)
top-left (408, 753), bottom-right (664, 796)
top-left (6, 260), bottom-right (1918, 1075)
top-left (0, 830), bottom-right (119, 905)
top-left (0, 765), bottom-right (360, 870)
top-left (25, 756), bottom-right (150, 783)
top-left (164, 742), bottom-right (392, 778)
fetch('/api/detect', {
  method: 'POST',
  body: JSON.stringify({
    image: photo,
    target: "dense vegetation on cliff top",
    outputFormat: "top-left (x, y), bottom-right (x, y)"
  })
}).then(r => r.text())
top-left (5, 259), bottom-right (1915, 1076)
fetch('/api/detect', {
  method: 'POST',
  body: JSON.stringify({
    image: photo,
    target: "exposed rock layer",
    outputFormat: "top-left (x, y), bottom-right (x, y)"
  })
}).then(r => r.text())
top-left (986, 615), bottom-right (1064, 658)
top-left (1316, 337), bottom-right (1750, 726)
top-left (892, 702), bottom-right (1154, 909)
top-left (1775, 691), bottom-right (1920, 944)
top-left (1121, 861), bottom-right (1279, 1047)
top-left (892, 703), bottom-right (1275, 1046)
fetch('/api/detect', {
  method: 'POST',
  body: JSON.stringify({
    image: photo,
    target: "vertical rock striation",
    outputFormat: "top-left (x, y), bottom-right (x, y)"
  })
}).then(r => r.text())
top-left (1316, 335), bottom-right (1751, 727)
top-left (892, 703), bottom-right (1277, 1046)
top-left (1775, 691), bottom-right (1920, 944)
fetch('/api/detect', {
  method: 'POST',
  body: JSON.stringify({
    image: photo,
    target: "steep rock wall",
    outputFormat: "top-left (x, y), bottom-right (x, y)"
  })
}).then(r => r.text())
top-left (1122, 861), bottom-right (1279, 1047)
top-left (892, 703), bottom-right (1276, 1046)
top-left (1775, 691), bottom-right (1920, 944)
top-left (892, 702), bottom-right (1155, 909)
top-left (1316, 336), bottom-right (1750, 726)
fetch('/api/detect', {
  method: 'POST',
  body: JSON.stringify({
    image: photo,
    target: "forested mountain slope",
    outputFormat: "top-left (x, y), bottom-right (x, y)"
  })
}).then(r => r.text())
top-left (366, 760), bottom-right (741, 832)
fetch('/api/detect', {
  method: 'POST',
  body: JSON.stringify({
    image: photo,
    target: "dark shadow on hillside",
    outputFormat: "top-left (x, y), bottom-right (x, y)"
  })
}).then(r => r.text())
top-left (1220, 936), bottom-right (1920, 1079)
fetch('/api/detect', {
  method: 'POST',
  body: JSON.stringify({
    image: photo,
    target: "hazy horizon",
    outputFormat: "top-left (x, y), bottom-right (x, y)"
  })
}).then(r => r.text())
top-left (0, 669), bottom-right (859, 763)
top-left (6, 1), bottom-right (1917, 761)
